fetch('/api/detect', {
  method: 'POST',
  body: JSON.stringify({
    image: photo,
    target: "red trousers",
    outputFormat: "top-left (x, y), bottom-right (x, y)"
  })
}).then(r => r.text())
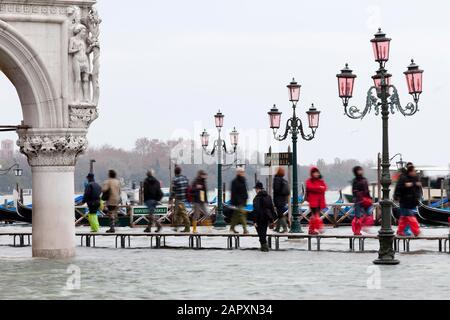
top-left (397, 216), bottom-right (420, 236)
top-left (352, 215), bottom-right (374, 235)
top-left (309, 212), bottom-right (324, 234)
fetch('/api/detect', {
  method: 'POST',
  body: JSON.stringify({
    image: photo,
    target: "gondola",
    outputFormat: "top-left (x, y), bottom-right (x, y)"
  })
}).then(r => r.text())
top-left (0, 202), bottom-right (32, 223)
top-left (417, 201), bottom-right (450, 226)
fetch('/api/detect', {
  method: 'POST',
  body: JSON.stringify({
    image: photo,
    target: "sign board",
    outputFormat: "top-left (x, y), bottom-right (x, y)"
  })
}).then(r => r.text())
top-left (265, 152), bottom-right (293, 167)
top-left (132, 206), bottom-right (168, 216)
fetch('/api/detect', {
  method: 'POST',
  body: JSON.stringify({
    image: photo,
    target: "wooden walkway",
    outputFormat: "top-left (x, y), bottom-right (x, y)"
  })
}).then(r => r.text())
top-left (0, 231), bottom-right (449, 253)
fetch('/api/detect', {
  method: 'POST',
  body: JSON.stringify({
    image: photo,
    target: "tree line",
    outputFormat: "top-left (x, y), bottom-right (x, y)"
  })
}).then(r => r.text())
top-left (0, 138), bottom-right (376, 194)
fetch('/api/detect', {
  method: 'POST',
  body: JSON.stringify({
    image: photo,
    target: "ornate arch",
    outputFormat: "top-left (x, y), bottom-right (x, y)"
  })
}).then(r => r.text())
top-left (0, 19), bottom-right (62, 128)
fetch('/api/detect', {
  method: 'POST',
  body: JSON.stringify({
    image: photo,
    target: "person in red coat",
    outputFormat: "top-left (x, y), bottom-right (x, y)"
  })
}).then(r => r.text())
top-left (305, 167), bottom-right (327, 235)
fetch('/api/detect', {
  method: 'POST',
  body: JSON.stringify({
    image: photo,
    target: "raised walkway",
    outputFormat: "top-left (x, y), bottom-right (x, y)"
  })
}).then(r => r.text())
top-left (0, 231), bottom-right (449, 253)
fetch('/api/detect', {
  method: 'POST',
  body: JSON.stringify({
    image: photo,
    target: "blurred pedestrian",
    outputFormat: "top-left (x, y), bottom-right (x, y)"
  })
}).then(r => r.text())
top-left (102, 170), bottom-right (121, 233)
top-left (192, 170), bottom-right (209, 233)
top-left (230, 167), bottom-right (249, 234)
top-left (143, 169), bottom-right (163, 233)
top-left (305, 167), bottom-right (327, 235)
top-left (82, 173), bottom-right (102, 233)
top-left (394, 165), bottom-right (422, 237)
top-left (169, 166), bottom-right (191, 233)
top-left (352, 166), bottom-right (374, 235)
top-left (273, 167), bottom-right (290, 233)
top-left (252, 181), bottom-right (277, 252)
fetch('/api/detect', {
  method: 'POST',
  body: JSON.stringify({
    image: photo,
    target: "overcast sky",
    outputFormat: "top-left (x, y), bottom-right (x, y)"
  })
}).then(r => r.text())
top-left (1, 0), bottom-right (450, 166)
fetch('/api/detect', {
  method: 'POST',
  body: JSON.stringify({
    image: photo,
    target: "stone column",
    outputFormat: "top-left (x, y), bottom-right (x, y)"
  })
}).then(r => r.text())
top-left (18, 129), bottom-right (88, 259)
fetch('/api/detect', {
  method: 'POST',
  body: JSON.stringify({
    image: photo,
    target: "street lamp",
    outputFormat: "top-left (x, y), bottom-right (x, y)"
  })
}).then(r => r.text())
top-left (201, 110), bottom-right (239, 228)
top-left (336, 28), bottom-right (424, 265)
top-left (268, 79), bottom-right (321, 233)
top-left (390, 153), bottom-right (405, 171)
top-left (0, 163), bottom-right (23, 176)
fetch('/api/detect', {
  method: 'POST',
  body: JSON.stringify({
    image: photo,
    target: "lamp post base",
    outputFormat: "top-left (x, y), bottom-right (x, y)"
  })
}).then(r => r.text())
top-left (213, 214), bottom-right (227, 229)
top-left (373, 258), bottom-right (400, 265)
top-left (289, 218), bottom-right (304, 234)
top-left (373, 229), bottom-right (400, 265)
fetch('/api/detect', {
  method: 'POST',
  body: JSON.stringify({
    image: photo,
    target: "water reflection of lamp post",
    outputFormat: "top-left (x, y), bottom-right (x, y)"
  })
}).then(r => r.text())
top-left (268, 79), bottom-right (321, 234)
top-left (336, 29), bottom-right (424, 265)
top-left (201, 110), bottom-right (239, 229)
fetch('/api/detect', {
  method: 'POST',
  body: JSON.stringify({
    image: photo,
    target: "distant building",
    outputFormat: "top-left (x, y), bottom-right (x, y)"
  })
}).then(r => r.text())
top-left (0, 139), bottom-right (14, 159)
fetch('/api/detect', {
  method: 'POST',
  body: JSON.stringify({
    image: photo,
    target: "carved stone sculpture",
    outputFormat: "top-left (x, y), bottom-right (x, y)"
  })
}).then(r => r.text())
top-left (18, 134), bottom-right (88, 167)
top-left (67, 5), bottom-right (101, 108)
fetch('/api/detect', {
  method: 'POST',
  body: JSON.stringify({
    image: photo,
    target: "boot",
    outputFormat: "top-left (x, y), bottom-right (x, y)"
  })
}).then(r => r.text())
top-left (230, 227), bottom-right (239, 234)
top-left (144, 226), bottom-right (152, 233)
top-left (260, 243), bottom-right (269, 252)
top-left (243, 228), bottom-right (249, 235)
top-left (155, 222), bottom-right (162, 233)
top-left (192, 220), bottom-right (198, 234)
top-left (106, 227), bottom-right (115, 234)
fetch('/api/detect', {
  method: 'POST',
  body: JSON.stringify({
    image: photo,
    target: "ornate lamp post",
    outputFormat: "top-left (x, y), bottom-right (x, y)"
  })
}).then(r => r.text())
top-left (201, 110), bottom-right (239, 228)
top-left (0, 163), bottom-right (23, 176)
top-left (268, 79), bottom-right (321, 233)
top-left (336, 28), bottom-right (424, 265)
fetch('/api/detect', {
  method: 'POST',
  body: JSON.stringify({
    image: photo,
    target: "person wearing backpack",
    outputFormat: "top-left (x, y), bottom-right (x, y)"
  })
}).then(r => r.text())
top-left (191, 170), bottom-right (209, 233)
top-left (273, 167), bottom-right (290, 233)
top-left (252, 181), bottom-right (277, 252)
top-left (82, 173), bottom-right (102, 233)
top-left (143, 169), bottom-right (163, 233)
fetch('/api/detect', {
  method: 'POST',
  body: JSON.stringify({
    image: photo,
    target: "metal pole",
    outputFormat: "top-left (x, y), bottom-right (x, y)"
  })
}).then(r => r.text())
top-left (290, 119), bottom-right (303, 233)
top-left (374, 71), bottom-right (399, 265)
top-left (89, 159), bottom-right (96, 175)
top-left (214, 131), bottom-right (226, 228)
top-left (268, 146), bottom-right (273, 197)
top-left (287, 145), bottom-right (292, 224)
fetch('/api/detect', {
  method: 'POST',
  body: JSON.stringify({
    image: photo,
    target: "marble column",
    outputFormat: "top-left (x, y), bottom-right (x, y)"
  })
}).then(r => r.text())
top-left (18, 130), bottom-right (88, 259)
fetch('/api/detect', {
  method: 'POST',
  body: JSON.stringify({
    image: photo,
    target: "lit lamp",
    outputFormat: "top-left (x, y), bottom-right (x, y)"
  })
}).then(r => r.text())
top-left (404, 59), bottom-right (424, 103)
top-left (336, 64), bottom-right (357, 107)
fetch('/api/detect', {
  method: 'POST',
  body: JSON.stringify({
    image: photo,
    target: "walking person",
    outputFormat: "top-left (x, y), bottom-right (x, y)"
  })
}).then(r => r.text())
top-left (169, 166), bottom-right (191, 233)
top-left (352, 166), bottom-right (374, 235)
top-left (82, 173), bottom-right (102, 233)
top-left (230, 167), bottom-right (249, 234)
top-left (252, 182), bottom-right (277, 252)
top-left (192, 170), bottom-right (209, 233)
top-left (102, 170), bottom-right (121, 233)
top-left (394, 165), bottom-right (422, 237)
top-left (305, 167), bottom-right (327, 235)
top-left (143, 169), bottom-right (163, 233)
top-left (273, 167), bottom-right (290, 233)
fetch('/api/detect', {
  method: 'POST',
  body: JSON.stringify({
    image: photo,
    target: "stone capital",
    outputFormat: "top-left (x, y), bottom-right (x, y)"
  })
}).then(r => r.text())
top-left (17, 129), bottom-right (88, 167)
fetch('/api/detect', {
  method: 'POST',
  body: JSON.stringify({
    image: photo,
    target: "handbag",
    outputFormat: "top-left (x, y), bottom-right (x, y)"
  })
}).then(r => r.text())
top-left (361, 197), bottom-right (373, 209)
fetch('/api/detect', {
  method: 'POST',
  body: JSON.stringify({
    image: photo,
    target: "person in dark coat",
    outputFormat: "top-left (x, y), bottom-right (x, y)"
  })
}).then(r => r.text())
top-left (143, 169), bottom-right (163, 233)
top-left (230, 167), bottom-right (249, 234)
top-left (394, 165), bottom-right (422, 236)
top-left (352, 166), bottom-right (374, 235)
top-left (273, 167), bottom-right (290, 233)
top-left (82, 173), bottom-right (102, 232)
top-left (305, 167), bottom-right (327, 235)
top-left (252, 181), bottom-right (277, 252)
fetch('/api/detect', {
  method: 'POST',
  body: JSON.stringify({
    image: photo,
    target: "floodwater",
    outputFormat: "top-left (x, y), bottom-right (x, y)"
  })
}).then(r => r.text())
top-left (0, 225), bottom-right (449, 300)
